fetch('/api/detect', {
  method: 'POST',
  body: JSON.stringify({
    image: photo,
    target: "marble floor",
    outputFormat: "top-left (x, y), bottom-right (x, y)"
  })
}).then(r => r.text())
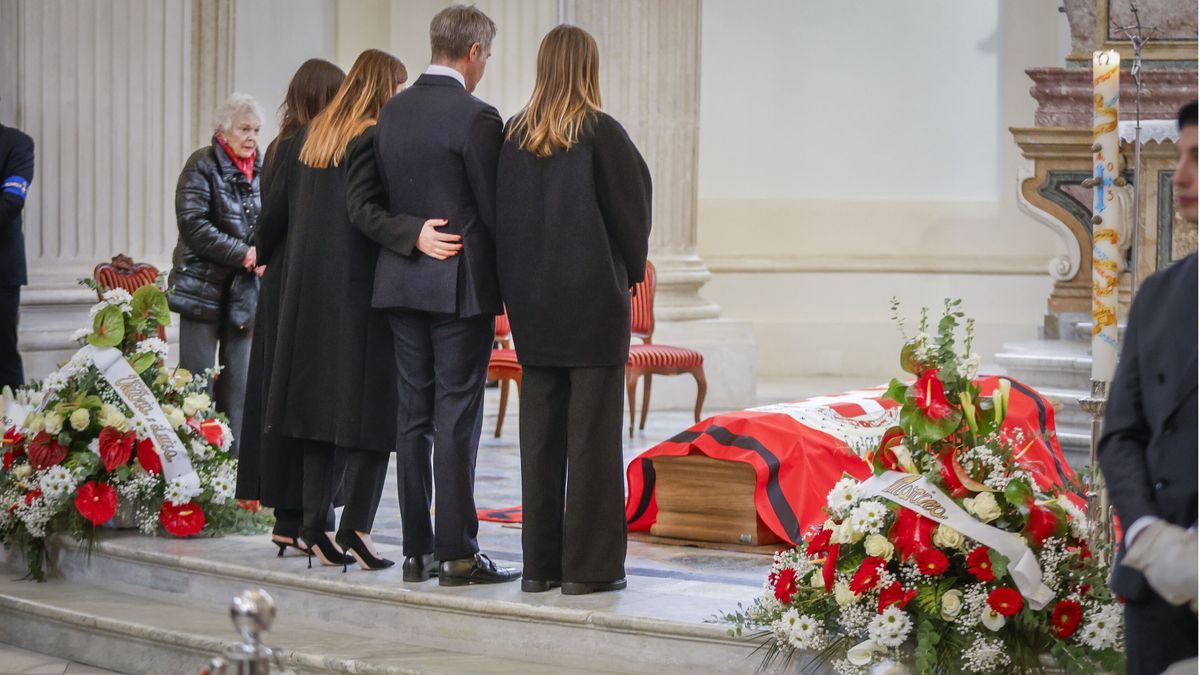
top-left (0, 643), bottom-right (117, 674)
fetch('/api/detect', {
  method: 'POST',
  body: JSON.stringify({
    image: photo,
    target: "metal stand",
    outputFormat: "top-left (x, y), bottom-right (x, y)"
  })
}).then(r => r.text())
top-left (205, 589), bottom-right (293, 675)
top-left (1079, 379), bottom-right (1115, 564)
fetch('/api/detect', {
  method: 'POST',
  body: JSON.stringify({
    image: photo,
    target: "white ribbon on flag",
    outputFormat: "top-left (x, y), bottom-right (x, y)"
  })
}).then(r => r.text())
top-left (859, 470), bottom-right (1055, 610)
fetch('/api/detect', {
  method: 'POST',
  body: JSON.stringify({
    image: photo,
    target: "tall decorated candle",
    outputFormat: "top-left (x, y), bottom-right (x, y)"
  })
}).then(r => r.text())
top-left (1090, 50), bottom-right (1121, 382)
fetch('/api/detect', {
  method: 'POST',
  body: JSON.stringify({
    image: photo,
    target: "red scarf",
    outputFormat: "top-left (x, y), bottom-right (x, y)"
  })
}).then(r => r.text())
top-left (215, 135), bottom-right (256, 181)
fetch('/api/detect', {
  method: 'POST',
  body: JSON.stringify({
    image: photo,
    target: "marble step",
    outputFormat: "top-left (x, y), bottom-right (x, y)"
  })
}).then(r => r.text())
top-left (993, 340), bottom-right (1093, 392)
top-left (17, 534), bottom-right (759, 674)
top-left (0, 565), bottom-right (596, 675)
top-left (1072, 322), bottom-right (1127, 343)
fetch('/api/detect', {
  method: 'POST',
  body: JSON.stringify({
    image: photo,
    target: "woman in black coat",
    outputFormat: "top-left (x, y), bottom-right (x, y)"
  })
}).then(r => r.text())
top-left (235, 59), bottom-right (345, 556)
top-left (496, 25), bottom-right (652, 595)
top-left (259, 49), bottom-right (420, 570)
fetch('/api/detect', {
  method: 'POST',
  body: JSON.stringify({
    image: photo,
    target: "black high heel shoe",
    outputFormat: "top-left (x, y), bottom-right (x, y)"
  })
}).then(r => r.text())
top-left (300, 528), bottom-right (353, 568)
top-left (335, 530), bottom-right (395, 572)
top-left (272, 535), bottom-right (311, 557)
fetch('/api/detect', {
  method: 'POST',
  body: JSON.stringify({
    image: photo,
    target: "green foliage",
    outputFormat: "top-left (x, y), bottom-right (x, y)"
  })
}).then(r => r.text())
top-left (915, 619), bottom-right (941, 675)
top-left (1003, 477), bottom-right (1034, 509)
top-left (988, 549), bottom-right (1010, 580)
top-left (65, 451), bottom-right (101, 477)
top-left (900, 400), bottom-right (962, 443)
top-left (88, 305), bottom-right (125, 348)
top-left (883, 378), bottom-right (909, 404)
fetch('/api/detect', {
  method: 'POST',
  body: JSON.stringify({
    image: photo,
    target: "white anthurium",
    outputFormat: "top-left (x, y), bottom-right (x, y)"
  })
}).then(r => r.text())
top-left (981, 607), bottom-right (1006, 631)
top-left (847, 639), bottom-right (882, 666)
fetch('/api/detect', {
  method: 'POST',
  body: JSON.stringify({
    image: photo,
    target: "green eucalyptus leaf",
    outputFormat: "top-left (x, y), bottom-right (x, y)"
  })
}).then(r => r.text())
top-left (65, 451), bottom-right (101, 475)
top-left (88, 305), bottom-right (125, 348)
top-left (988, 550), bottom-right (1010, 580)
top-left (883, 378), bottom-right (909, 404)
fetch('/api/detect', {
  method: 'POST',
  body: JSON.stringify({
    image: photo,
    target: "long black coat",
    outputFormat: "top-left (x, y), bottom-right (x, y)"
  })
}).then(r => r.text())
top-left (259, 127), bottom-right (420, 452)
top-left (496, 112), bottom-right (652, 367)
top-left (0, 124), bottom-right (34, 287)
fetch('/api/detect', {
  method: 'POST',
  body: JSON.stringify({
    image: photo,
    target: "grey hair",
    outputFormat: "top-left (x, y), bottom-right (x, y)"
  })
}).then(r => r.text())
top-left (213, 93), bottom-right (265, 133)
top-left (430, 5), bottom-right (496, 61)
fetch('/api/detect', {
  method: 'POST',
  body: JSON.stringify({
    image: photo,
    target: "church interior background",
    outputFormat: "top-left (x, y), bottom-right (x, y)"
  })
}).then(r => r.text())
top-left (0, 0), bottom-right (1195, 672)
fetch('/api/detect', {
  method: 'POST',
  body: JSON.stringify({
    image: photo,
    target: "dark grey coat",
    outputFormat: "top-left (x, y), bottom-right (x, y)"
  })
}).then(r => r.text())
top-left (496, 112), bottom-right (652, 367)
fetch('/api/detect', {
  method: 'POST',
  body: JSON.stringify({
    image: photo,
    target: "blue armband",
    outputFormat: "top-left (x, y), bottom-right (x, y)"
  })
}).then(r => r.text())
top-left (3, 176), bottom-right (29, 199)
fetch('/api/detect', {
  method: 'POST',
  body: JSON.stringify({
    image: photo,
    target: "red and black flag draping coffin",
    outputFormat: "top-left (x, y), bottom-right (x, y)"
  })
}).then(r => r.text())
top-left (625, 376), bottom-right (1078, 546)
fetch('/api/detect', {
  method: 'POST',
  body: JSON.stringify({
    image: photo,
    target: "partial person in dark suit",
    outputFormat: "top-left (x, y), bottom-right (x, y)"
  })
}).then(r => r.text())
top-left (1098, 100), bottom-right (1198, 675)
top-left (260, 50), bottom-right (418, 571)
top-left (235, 58), bottom-right (345, 558)
top-left (370, 4), bottom-right (518, 586)
top-left (496, 25), bottom-right (652, 595)
top-left (0, 117), bottom-right (33, 392)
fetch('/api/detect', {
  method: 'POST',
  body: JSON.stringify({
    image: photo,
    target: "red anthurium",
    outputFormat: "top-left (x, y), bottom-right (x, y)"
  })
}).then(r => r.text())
top-left (137, 439), bottom-right (162, 474)
top-left (27, 432), bottom-right (68, 470)
top-left (871, 428), bottom-right (905, 471)
top-left (891, 508), bottom-right (937, 561)
top-left (74, 481), bottom-right (118, 525)
top-left (2, 450), bottom-right (18, 471)
top-left (1025, 502), bottom-right (1059, 546)
top-left (1051, 599), bottom-right (1083, 639)
top-left (914, 369), bottom-right (955, 421)
top-left (916, 548), bottom-right (950, 576)
top-left (160, 501), bottom-right (206, 536)
top-left (849, 556), bottom-right (887, 594)
top-left (98, 427), bottom-right (136, 472)
top-left (937, 451), bottom-right (969, 498)
top-left (2, 426), bottom-right (25, 448)
top-left (774, 567), bottom-right (799, 603)
top-left (967, 546), bottom-right (995, 581)
top-left (199, 419), bottom-right (224, 448)
top-left (987, 587), bottom-right (1023, 616)
top-left (806, 528), bottom-right (833, 556)
top-left (878, 581), bottom-right (917, 612)
top-left (822, 543), bottom-right (840, 592)
top-left (24, 489), bottom-right (42, 505)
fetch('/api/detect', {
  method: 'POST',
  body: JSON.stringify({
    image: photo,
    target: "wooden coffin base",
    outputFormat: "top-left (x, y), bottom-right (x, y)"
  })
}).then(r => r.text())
top-left (648, 454), bottom-right (783, 547)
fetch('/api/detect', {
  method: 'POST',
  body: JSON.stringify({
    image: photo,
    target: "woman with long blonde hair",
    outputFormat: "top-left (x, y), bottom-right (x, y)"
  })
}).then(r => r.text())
top-left (496, 25), bottom-right (652, 595)
top-left (258, 48), bottom-right (423, 571)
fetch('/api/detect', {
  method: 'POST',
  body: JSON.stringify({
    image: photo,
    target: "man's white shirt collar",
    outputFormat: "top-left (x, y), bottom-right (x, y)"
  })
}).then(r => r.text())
top-left (425, 65), bottom-right (466, 88)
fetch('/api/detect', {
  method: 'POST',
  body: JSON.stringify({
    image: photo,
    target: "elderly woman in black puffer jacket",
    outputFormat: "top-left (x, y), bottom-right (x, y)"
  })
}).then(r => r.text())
top-left (168, 93), bottom-right (265, 456)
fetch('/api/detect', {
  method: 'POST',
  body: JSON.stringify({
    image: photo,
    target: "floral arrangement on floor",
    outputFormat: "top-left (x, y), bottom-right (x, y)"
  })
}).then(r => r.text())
top-left (0, 278), bottom-right (269, 581)
top-left (720, 300), bottom-right (1123, 674)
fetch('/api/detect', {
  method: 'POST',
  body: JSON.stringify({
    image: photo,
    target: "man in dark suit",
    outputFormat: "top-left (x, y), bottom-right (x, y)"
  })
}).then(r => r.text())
top-left (372, 4), bottom-right (518, 586)
top-left (1099, 101), bottom-right (1197, 675)
top-left (0, 117), bottom-right (34, 392)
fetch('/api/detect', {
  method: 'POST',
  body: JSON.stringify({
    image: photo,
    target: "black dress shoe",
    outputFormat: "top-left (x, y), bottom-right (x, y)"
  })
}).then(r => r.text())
top-left (521, 579), bottom-right (561, 593)
top-left (561, 579), bottom-right (627, 595)
top-left (402, 553), bottom-right (439, 582)
top-left (439, 553), bottom-right (521, 586)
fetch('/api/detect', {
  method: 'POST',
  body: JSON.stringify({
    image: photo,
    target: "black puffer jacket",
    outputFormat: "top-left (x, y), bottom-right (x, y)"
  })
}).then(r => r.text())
top-left (168, 136), bottom-right (262, 328)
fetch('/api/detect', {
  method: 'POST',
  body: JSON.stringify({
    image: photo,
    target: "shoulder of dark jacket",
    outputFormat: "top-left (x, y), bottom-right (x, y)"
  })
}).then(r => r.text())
top-left (0, 125), bottom-right (34, 152)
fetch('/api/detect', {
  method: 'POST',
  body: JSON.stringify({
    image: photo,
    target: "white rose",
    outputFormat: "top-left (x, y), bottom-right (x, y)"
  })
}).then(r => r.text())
top-left (932, 525), bottom-right (965, 550)
top-left (43, 411), bottom-right (64, 435)
top-left (981, 607), bottom-right (1006, 631)
top-left (161, 405), bottom-right (186, 430)
top-left (964, 492), bottom-right (1002, 523)
top-left (69, 408), bottom-right (91, 432)
top-left (831, 519), bottom-right (864, 545)
top-left (182, 393), bottom-right (211, 417)
top-left (834, 580), bottom-right (857, 607)
top-left (98, 404), bottom-right (129, 432)
top-left (25, 412), bottom-right (44, 434)
top-left (13, 464), bottom-right (32, 478)
top-left (940, 589), bottom-right (964, 620)
top-left (864, 533), bottom-right (894, 560)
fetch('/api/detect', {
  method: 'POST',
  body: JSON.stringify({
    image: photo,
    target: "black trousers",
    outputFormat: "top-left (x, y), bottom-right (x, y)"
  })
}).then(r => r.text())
top-left (388, 309), bottom-right (493, 560)
top-left (300, 440), bottom-right (390, 533)
top-left (0, 286), bottom-right (22, 391)
top-left (1125, 591), bottom-right (1198, 674)
top-left (520, 365), bottom-right (627, 583)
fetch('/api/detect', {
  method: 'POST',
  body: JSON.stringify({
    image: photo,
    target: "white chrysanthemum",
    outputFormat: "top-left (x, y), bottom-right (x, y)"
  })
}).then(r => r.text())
top-left (190, 439), bottom-right (212, 461)
top-left (102, 288), bottom-right (134, 312)
top-left (1056, 496), bottom-right (1090, 539)
top-left (135, 337), bottom-right (169, 359)
top-left (1077, 604), bottom-right (1122, 651)
top-left (216, 419), bottom-right (233, 452)
top-left (786, 613), bottom-right (824, 651)
top-left (209, 466), bottom-right (236, 504)
top-left (163, 476), bottom-right (200, 506)
top-left (69, 327), bottom-right (92, 342)
top-left (849, 500), bottom-right (887, 534)
top-left (867, 606), bottom-right (912, 648)
top-left (826, 477), bottom-right (861, 515)
top-left (38, 465), bottom-right (78, 501)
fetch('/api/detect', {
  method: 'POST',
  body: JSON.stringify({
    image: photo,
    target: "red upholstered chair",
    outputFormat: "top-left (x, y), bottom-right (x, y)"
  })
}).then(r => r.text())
top-left (626, 261), bottom-right (706, 436)
top-left (92, 254), bottom-right (166, 340)
top-left (487, 309), bottom-right (522, 437)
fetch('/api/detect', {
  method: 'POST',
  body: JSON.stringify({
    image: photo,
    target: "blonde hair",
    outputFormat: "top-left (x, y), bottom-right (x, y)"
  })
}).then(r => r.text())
top-left (299, 49), bottom-right (406, 168)
top-left (507, 25), bottom-right (601, 158)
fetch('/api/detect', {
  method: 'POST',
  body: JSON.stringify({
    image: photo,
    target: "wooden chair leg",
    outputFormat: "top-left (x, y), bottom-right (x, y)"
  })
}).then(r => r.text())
top-left (495, 377), bottom-right (509, 438)
top-left (691, 366), bottom-right (707, 423)
top-left (639, 373), bottom-right (652, 431)
top-left (626, 367), bottom-right (640, 437)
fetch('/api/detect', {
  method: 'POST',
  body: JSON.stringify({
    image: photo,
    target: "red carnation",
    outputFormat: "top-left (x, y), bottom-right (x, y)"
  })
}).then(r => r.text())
top-left (98, 427), bottom-right (135, 472)
top-left (27, 432), bottom-right (68, 470)
top-left (1025, 503), bottom-right (1059, 546)
top-left (914, 369), bottom-right (954, 421)
top-left (137, 439), bottom-right (162, 474)
top-left (849, 556), bottom-right (887, 594)
top-left (806, 528), bottom-right (833, 556)
top-left (967, 546), bottom-right (995, 581)
top-left (878, 581), bottom-right (917, 612)
top-left (916, 548), bottom-right (950, 576)
top-left (199, 419), bottom-right (224, 448)
top-left (74, 481), bottom-right (118, 525)
top-left (160, 501), bottom-right (205, 537)
top-left (987, 587), bottom-right (1023, 616)
top-left (1051, 599), bottom-right (1083, 639)
top-left (24, 489), bottom-right (42, 505)
top-left (891, 508), bottom-right (937, 561)
top-left (774, 567), bottom-right (800, 604)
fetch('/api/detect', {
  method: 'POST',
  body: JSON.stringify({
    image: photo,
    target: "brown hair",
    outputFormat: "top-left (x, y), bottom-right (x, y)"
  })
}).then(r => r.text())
top-left (430, 4), bottom-right (496, 62)
top-left (507, 25), bottom-right (601, 158)
top-left (265, 59), bottom-right (345, 168)
top-left (299, 49), bottom-right (406, 169)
